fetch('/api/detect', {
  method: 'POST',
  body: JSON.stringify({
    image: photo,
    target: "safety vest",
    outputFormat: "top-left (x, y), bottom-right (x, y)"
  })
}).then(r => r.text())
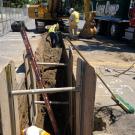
top-left (21, 126), bottom-right (50, 135)
top-left (71, 11), bottom-right (80, 23)
top-left (48, 24), bottom-right (57, 33)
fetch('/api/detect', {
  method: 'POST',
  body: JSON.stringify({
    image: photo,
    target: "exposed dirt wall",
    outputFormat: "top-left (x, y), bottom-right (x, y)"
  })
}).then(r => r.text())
top-left (35, 33), bottom-right (70, 135)
top-left (35, 34), bottom-right (63, 130)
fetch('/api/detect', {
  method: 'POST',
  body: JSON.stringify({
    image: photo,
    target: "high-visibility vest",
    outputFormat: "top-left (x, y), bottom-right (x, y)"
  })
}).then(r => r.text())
top-left (48, 24), bottom-right (57, 33)
top-left (21, 126), bottom-right (50, 135)
top-left (71, 11), bottom-right (80, 23)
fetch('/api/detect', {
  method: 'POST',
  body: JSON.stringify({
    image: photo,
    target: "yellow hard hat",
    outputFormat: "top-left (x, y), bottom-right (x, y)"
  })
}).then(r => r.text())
top-left (40, 131), bottom-right (50, 135)
top-left (21, 129), bottom-right (27, 135)
top-left (21, 126), bottom-right (51, 135)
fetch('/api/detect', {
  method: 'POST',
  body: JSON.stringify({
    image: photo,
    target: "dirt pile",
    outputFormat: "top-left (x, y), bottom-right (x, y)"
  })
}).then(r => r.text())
top-left (94, 106), bottom-right (135, 135)
top-left (118, 53), bottom-right (135, 62)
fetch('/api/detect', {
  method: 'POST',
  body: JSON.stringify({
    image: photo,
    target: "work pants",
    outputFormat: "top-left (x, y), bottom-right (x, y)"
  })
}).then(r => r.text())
top-left (49, 32), bottom-right (58, 48)
top-left (48, 32), bottom-right (62, 48)
top-left (69, 22), bottom-right (78, 37)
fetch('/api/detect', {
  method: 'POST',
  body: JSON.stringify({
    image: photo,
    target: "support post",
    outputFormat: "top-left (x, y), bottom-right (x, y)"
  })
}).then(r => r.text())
top-left (68, 47), bottom-right (74, 135)
top-left (6, 64), bottom-right (21, 135)
top-left (75, 58), bottom-right (83, 135)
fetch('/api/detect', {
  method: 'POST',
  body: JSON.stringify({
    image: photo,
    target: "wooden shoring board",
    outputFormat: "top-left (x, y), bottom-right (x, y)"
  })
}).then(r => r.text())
top-left (0, 65), bottom-right (13, 135)
top-left (0, 61), bottom-right (20, 135)
top-left (76, 58), bottom-right (96, 135)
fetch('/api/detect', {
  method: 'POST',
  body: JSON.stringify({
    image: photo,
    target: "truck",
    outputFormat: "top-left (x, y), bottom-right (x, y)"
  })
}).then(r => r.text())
top-left (28, 0), bottom-right (69, 32)
top-left (93, 0), bottom-right (135, 41)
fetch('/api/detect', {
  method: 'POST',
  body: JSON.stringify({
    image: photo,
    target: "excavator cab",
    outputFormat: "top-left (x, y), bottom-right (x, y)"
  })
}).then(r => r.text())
top-left (28, 0), bottom-right (69, 32)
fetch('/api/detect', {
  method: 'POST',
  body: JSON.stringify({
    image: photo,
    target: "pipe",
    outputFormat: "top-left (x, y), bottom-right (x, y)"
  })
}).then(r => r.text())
top-left (35, 101), bottom-right (69, 105)
top-left (37, 62), bottom-right (67, 66)
top-left (11, 87), bottom-right (76, 95)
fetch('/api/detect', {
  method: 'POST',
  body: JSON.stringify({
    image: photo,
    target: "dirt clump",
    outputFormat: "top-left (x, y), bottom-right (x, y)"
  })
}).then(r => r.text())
top-left (118, 53), bottom-right (135, 62)
top-left (94, 106), bottom-right (135, 135)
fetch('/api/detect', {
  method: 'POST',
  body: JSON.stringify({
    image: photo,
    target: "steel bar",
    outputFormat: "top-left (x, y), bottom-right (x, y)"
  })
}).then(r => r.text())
top-left (12, 87), bottom-right (76, 95)
top-left (37, 62), bottom-right (67, 66)
top-left (35, 101), bottom-right (69, 105)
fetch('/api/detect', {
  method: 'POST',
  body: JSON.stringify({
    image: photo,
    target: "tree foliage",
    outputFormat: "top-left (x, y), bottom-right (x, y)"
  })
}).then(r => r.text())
top-left (3, 0), bottom-right (31, 7)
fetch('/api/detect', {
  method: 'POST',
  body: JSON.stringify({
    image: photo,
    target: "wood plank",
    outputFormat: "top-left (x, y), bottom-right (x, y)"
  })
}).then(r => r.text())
top-left (84, 0), bottom-right (90, 20)
top-left (10, 62), bottom-right (21, 135)
top-left (80, 58), bottom-right (96, 135)
top-left (0, 68), bottom-right (13, 135)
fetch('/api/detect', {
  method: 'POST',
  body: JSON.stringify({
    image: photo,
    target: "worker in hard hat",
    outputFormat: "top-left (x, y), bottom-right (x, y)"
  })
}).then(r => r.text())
top-left (68, 8), bottom-right (80, 37)
top-left (21, 125), bottom-right (50, 135)
top-left (46, 23), bottom-right (62, 48)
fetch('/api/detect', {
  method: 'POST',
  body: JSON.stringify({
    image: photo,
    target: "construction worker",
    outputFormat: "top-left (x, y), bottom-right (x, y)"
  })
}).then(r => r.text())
top-left (68, 8), bottom-right (80, 37)
top-left (21, 125), bottom-right (50, 135)
top-left (46, 23), bottom-right (62, 48)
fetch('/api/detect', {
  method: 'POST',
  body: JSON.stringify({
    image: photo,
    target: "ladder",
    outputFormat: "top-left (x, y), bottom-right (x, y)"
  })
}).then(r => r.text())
top-left (20, 27), bottom-right (59, 135)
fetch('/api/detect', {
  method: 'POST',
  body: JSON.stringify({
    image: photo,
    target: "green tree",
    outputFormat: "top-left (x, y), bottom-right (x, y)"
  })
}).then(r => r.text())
top-left (10, 0), bottom-right (30, 7)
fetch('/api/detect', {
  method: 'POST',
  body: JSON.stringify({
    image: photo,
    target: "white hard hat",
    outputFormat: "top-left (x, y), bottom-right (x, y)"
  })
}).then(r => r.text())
top-left (69, 8), bottom-right (74, 14)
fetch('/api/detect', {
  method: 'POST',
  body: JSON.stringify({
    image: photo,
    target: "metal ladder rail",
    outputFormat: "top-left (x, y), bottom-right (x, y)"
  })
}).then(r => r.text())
top-left (20, 28), bottom-right (59, 135)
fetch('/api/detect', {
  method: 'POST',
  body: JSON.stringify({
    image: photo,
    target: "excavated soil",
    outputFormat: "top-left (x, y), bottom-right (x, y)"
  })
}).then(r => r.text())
top-left (35, 33), bottom-right (70, 135)
top-left (18, 95), bottom-right (29, 130)
top-left (94, 106), bottom-right (135, 135)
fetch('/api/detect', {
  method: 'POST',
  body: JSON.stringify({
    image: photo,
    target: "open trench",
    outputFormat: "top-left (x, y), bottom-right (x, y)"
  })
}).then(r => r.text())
top-left (34, 33), bottom-right (71, 135)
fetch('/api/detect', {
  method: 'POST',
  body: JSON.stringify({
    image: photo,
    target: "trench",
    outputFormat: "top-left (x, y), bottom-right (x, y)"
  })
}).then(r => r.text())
top-left (35, 33), bottom-right (71, 135)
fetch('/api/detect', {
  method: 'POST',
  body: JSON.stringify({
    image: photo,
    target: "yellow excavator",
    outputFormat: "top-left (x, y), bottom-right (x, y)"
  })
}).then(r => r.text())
top-left (28, 0), bottom-right (69, 32)
top-left (28, 0), bottom-right (94, 35)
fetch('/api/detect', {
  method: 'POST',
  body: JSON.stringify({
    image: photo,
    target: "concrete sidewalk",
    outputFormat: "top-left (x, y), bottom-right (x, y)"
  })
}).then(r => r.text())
top-left (0, 19), bottom-right (41, 85)
top-left (0, 19), bottom-right (40, 67)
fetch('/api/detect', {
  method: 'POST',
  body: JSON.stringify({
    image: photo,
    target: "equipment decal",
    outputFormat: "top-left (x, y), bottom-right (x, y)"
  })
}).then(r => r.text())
top-left (96, 1), bottom-right (119, 16)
